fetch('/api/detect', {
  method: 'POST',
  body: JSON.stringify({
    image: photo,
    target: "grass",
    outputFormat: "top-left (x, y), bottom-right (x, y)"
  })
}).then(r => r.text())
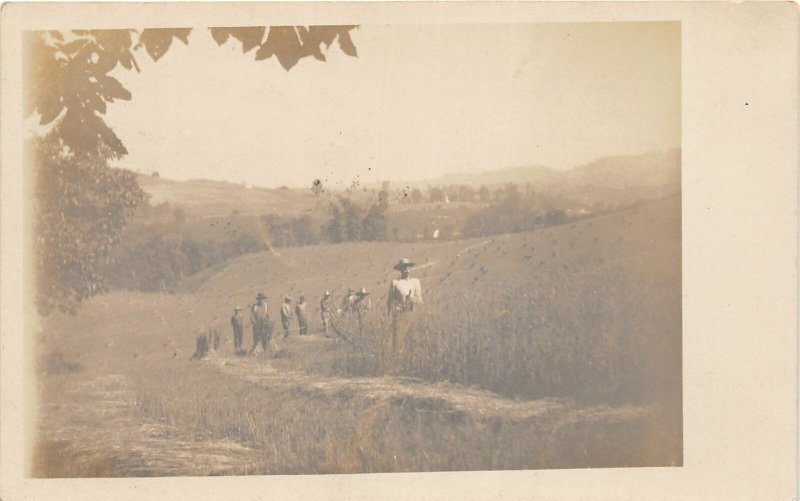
top-left (32, 195), bottom-right (682, 476)
top-left (306, 259), bottom-right (680, 407)
top-left (123, 359), bottom-right (677, 474)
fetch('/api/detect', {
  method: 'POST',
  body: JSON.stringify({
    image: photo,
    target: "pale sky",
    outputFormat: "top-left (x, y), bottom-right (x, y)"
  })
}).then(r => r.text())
top-left (104, 22), bottom-right (680, 188)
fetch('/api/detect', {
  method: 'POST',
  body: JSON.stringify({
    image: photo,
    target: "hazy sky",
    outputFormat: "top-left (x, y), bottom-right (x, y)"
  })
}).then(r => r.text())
top-left (104, 22), bottom-right (680, 188)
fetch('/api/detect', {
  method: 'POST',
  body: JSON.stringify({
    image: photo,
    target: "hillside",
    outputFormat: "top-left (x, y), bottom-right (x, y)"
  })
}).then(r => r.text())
top-left (183, 194), bottom-right (680, 350)
top-left (134, 149), bottom-right (680, 219)
top-left (35, 193), bottom-right (681, 475)
top-left (402, 149), bottom-right (680, 198)
top-left (136, 175), bottom-right (320, 217)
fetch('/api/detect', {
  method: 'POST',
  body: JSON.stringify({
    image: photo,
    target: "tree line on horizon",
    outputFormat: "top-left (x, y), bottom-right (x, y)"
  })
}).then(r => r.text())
top-left (101, 182), bottom-right (600, 292)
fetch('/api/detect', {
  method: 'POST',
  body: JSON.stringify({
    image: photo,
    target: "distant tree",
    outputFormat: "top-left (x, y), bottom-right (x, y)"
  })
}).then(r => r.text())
top-left (341, 198), bottom-right (363, 242)
top-left (173, 206), bottom-right (187, 224)
top-left (458, 185), bottom-right (475, 203)
top-left (478, 185), bottom-right (490, 202)
top-left (180, 236), bottom-right (203, 274)
top-left (429, 187), bottom-right (445, 203)
top-left (151, 171), bottom-right (160, 178)
top-left (446, 186), bottom-right (460, 203)
top-left (325, 203), bottom-right (345, 243)
top-left (290, 215), bottom-right (320, 246)
top-left (361, 191), bottom-right (389, 241)
top-left (410, 188), bottom-right (423, 204)
top-left (233, 233), bottom-right (266, 254)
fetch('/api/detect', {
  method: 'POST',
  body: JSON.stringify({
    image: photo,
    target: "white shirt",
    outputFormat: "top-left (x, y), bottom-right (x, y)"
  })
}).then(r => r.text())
top-left (387, 277), bottom-right (422, 312)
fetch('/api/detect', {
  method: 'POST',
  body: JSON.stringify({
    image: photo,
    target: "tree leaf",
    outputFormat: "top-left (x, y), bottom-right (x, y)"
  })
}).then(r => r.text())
top-left (264, 26), bottom-right (302, 71)
top-left (59, 38), bottom-right (89, 56)
top-left (209, 27), bottom-right (231, 45)
top-left (119, 51), bottom-right (133, 70)
top-left (297, 26), bottom-right (325, 61)
top-left (254, 42), bottom-right (273, 61)
top-left (230, 27), bottom-right (266, 53)
top-left (38, 93), bottom-right (65, 125)
top-left (138, 28), bottom-right (191, 61)
top-left (98, 75), bottom-right (132, 102)
top-left (338, 28), bottom-right (358, 57)
top-left (308, 26), bottom-right (341, 48)
top-left (138, 29), bottom-right (173, 61)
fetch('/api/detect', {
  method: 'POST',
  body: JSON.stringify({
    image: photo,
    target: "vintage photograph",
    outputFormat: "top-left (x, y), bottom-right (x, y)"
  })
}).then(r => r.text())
top-left (24, 21), bottom-right (682, 476)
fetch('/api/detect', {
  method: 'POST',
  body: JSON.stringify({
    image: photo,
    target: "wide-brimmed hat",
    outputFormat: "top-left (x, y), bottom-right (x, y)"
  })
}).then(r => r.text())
top-left (393, 258), bottom-right (415, 270)
top-left (284, 295), bottom-right (291, 302)
top-left (357, 288), bottom-right (369, 296)
top-left (234, 305), bottom-right (242, 311)
top-left (324, 290), bottom-right (331, 296)
top-left (255, 292), bottom-right (267, 300)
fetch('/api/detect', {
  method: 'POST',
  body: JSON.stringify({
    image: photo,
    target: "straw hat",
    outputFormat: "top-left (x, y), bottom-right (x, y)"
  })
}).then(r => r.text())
top-left (393, 258), bottom-right (415, 270)
top-left (255, 292), bottom-right (267, 300)
top-left (357, 288), bottom-right (369, 296)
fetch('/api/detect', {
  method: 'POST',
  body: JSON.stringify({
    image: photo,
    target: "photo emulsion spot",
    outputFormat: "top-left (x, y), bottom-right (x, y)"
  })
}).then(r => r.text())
top-left (25, 22), bottom-right (682, 476)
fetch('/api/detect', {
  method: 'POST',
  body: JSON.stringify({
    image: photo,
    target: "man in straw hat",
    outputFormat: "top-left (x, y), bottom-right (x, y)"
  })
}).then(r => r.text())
top-left (320, 290), bottom-right (334, 335)
top-left (354, 287), bottom-right (371, 335)
top-left (386, 258), bottom-right (423, 372)
top-left (354, 288), bottom-right (371, 315)
top-left (250, 292), bottom-right (272, 354)
top-left (230, 305), bottom-right (244, 353)
top-left (295, 295), bottom-right (309, 336)
top-left (280, 295), bottom-right (294, 339)
top-left (340, 287), bottom-right (357, 315)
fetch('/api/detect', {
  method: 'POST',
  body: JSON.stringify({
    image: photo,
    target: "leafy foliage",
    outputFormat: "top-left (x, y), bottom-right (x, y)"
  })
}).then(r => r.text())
top-left (24, 26), bottom-right (358, 314)
top-left (210, 25), bottom-right (357, 70)
top-left (262, 214), bottom-right (321, 248)
top-left (31, 135), bottom-right (144, 314)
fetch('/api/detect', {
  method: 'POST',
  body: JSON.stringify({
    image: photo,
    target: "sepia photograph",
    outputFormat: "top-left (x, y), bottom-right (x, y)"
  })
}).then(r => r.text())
top-left (3, 2), bottom-right (800, 500)
top-left (21, 21), bottom-right (685, 477)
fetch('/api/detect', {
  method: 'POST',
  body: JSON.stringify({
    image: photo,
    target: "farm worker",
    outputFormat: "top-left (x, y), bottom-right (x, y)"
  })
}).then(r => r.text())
top-left (340, 288), bottom-right (357, 314)
top-left (354, 288), bottom-right (371, 335)
top-left (354, 288), bottom-right (371, 315)
top-left (250, 292), bottom-right (271, 354)
top-left (280, 296), bottom-right (293, 339)
top-left (386, 258), bottom-right (423, 372)
top-left (320, 290), bottom-right (334, 334)
top-left (295, 296), bottom-right (308, 336)
top-left (230, 306), bottom-right (244, 351)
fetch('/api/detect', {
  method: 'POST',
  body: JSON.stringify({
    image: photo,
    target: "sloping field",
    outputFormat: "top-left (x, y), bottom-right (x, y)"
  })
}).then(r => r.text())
top-left (183, 194), bottom-right (680, 326)
top-left (33, 194), bottom-right (681, 476)
top-left (137, 175), bottom-right (319, 217)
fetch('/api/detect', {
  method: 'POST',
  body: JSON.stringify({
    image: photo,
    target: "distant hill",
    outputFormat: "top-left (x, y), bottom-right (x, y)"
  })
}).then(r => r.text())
top-left (564, 149), bottom-right (680, 190)
top-left (134, 149), bottom-right (680, 218)
top-left (408, 149), bottom-right (680, 191)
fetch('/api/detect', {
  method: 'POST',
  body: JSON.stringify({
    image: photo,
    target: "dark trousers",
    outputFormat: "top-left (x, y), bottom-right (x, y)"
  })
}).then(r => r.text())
top-left (233, 325), bottom-right (243, 350)
top-left (297, 315), bottom-right (308, 335)
top-left (253, 323), bottom-right (269, 350)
